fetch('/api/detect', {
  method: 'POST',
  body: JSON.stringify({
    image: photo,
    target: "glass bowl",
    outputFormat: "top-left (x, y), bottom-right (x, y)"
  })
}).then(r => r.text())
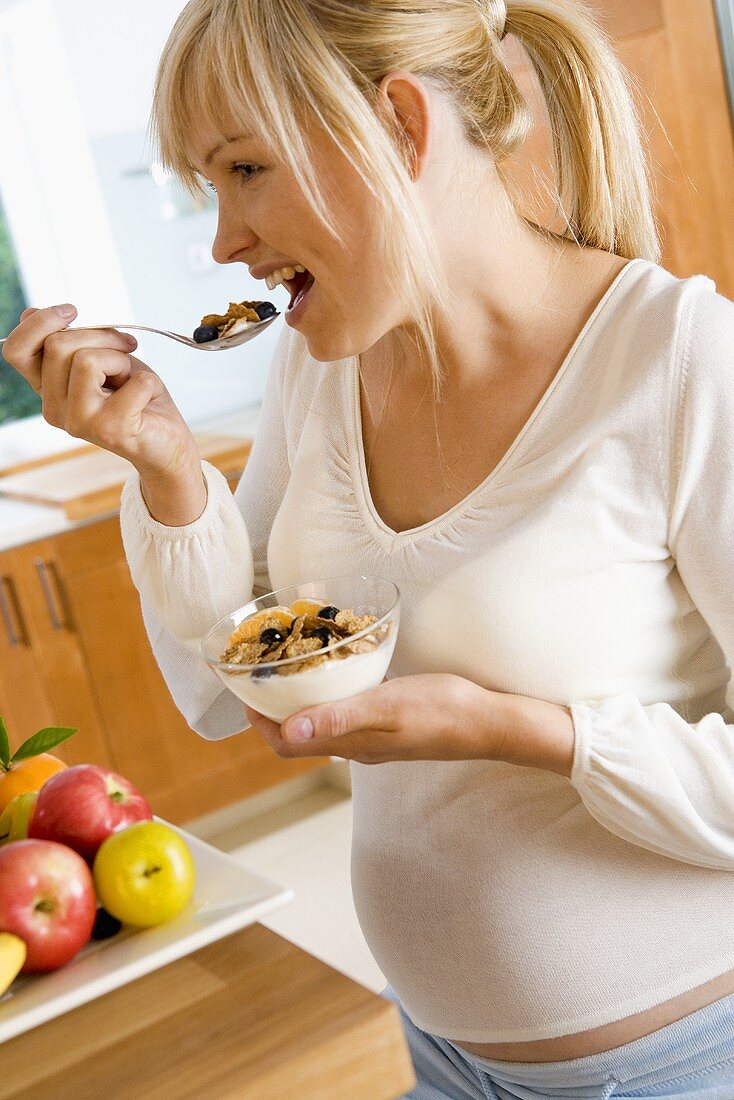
top-left (200, 575), bottom-right (400, 722)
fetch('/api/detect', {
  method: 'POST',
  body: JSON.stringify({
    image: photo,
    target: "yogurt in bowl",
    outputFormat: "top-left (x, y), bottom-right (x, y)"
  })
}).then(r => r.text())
top-left (200, 576), bottom-right (400, 722)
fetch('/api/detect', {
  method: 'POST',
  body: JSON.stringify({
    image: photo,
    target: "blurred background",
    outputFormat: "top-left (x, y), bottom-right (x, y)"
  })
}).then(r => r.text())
top-left (0, 0), bottom-right (733, 468)
top-left (0, 0), bottom-right (291, 469)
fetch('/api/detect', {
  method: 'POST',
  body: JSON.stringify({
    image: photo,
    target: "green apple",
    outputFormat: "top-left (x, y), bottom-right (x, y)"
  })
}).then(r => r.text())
top-left (92, 821), bottom-right (195, 927)
top-left (0, 791), bottom-right (39, 846)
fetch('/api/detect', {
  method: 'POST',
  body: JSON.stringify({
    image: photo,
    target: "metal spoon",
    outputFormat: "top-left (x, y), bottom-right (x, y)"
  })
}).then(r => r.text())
top-left (0, 313), bottom-right (279, 352)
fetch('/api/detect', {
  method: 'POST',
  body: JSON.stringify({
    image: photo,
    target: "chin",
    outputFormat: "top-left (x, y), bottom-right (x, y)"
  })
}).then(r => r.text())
top-left (301, 314), bottom-right (398, 364)
top-left (302, 330), bottom-right (369, 364)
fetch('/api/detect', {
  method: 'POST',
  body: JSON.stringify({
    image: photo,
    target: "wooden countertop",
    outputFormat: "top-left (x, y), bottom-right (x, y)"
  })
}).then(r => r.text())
top-left (0, 434), bottom-right (252, 521)
top-left (0, 923), bottom-right (416, 1100)
top-left (0, 408), bottom-right (261, 553)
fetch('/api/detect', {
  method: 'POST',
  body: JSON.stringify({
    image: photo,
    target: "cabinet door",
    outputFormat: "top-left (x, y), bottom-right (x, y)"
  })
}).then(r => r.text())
top-left (0, 548), bottom-right (56, 746)
top-left (11, 540), bottom-right (114, 769)
top-left (52, 519), bottom-right (325, 824)
top-left (503, 0), bottom-right (734, 297)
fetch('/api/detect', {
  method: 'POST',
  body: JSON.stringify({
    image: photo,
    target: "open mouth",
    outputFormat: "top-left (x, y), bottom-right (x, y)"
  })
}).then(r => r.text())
top-left (284, 269), bottom-right (315, 313)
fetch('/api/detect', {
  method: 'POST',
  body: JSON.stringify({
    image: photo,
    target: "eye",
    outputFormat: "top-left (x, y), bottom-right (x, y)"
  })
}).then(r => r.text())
top-left (230, 163), bottom-right (261, 184)
top-left (203, 163), bottom-right (262, 195)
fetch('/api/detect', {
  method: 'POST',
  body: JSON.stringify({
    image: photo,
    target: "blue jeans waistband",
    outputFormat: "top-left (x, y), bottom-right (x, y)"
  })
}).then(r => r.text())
top-left (455, 990), bottom-right (734, 1091)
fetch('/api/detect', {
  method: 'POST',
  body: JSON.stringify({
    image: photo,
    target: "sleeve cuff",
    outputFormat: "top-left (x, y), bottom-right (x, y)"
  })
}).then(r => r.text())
top-left (120, 460), bottom-right (233, 541)
top-left (569, 700), bottom-right (595, 788)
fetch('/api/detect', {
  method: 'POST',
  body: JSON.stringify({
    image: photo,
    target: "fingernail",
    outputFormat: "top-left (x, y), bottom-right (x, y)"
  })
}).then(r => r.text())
top-left (123, 333), bottom-right (137, 346)
top-left (54, 304), bottom-right (76, 318)
top-left (286, 717), bottom-right (313, 742)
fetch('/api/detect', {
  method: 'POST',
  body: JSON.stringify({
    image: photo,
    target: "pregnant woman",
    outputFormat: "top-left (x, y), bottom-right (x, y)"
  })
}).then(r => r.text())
top-left (4, 1), bottom-right (734, 1096)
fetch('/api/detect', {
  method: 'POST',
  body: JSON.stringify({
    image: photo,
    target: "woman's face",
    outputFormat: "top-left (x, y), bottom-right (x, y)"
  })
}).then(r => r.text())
top-left (188, 116), bottom-right (410, 362)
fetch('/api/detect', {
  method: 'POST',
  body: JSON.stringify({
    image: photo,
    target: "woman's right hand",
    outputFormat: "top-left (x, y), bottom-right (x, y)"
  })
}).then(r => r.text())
top-left (2, 304), bottom-right (198, 482)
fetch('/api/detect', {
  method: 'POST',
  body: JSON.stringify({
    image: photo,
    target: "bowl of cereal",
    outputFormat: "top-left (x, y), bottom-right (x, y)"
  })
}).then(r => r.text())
top-left (200, 576), bottom-right (400, 722)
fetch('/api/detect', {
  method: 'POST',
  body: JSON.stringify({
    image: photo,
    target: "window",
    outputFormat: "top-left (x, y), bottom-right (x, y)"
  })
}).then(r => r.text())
top-left (0, 194), bottom-right (39, 425)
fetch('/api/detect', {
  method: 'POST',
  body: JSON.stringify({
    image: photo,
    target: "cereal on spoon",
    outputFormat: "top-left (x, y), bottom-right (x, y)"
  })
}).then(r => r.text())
top-left (193, 299), bottom-right (277, 343)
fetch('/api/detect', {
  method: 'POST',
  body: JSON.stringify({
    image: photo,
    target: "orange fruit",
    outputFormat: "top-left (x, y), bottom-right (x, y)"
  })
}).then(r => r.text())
top-left (0, 754), bottom-right (67, 814)
top-left (290, 598), bottom-right (326, 616)
top-left (229, 607), bottom-right (294, 645)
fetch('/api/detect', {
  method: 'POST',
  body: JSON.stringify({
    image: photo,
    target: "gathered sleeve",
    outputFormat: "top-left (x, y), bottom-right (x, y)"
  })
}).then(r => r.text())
top-left (119, 325), bottom-right (294, 740)
top-left (569, 287), bottom-right (734, 870)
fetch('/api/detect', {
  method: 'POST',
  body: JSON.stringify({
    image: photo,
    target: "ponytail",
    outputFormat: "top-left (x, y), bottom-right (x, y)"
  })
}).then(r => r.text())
top-left (504, 0), bottom-right (660, 260)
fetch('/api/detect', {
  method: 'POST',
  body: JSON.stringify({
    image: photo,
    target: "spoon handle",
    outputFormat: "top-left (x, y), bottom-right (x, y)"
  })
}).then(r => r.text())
top-left (0, 324), bottom-right (182, 344)
top-left (85, 324), bottom-right (170, 335)
top-left (83, 324), bottom-right (199, 348)
top-left (1, 325), bottom-right (199, 353)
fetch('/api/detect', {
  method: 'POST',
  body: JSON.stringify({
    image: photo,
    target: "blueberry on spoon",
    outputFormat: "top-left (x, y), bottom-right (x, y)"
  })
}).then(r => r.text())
top-left (193, 324), bottom-right (219, 344)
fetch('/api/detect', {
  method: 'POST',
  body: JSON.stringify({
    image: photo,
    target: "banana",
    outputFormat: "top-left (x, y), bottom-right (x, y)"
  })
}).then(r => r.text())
top-left (0, 932), bottom-right (26, 995)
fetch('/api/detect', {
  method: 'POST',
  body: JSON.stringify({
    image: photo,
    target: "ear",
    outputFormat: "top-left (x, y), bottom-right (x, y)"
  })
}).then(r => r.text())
top-left (376, 70), bottom-right (432, 180)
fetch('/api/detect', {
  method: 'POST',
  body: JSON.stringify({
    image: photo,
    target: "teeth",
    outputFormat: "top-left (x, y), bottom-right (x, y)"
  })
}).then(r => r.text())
top-left (263, 263), bottom-right (307, 291)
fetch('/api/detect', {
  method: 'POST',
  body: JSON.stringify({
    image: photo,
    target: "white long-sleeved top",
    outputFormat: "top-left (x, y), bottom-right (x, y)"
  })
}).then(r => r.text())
top-left (120, 259), bottom-right (734, 1042)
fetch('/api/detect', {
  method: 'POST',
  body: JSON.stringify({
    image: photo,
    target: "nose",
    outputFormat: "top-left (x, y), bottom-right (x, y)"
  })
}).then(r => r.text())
top-left (211, 205), bottom-right (259, 265)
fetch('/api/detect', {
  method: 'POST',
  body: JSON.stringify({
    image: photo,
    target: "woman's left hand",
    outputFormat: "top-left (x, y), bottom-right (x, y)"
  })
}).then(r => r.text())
top-left (245, 674), bottom-right (502, 764)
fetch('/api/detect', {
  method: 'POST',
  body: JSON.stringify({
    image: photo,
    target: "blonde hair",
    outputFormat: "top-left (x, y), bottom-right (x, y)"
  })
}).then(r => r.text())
top-left (151, 0), bottom-right (660, 385)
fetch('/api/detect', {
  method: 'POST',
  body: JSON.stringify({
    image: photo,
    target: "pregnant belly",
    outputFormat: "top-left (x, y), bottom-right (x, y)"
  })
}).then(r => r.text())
top-left (455, 966), bottom-right (734, 1063)
top-left (351, 760), bottom-right (734, 1053)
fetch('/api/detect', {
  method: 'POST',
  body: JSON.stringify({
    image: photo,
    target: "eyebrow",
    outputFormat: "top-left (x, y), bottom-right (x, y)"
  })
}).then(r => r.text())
top-left (204, 134), bottom-right (252, 166)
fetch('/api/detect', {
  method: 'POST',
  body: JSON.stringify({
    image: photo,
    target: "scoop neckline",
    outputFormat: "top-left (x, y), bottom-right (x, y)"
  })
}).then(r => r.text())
top-left (348, 257), bottom-right (645, 547)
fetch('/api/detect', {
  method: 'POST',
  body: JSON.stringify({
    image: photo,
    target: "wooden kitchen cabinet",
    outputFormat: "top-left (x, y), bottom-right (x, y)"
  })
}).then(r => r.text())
top-left (0, 519), bottom-right (325, 822)
top-left (504, 0), bottom-right (734, 298)
top-left (0, 543), bottom-right (112, 767)
top-left (0, 548), bottom-right (58, 740)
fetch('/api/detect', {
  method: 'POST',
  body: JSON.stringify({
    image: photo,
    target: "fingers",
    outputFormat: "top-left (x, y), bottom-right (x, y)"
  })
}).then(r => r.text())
top-left (41, 329), bottom-right (138, 426)
top-left (246, 699), bottom-right (391, 764)
top-left (64, 349), bottom-right (140, 437)
top-left (3, 304), bottom-right (187, 470)
top-left (65, 355), bottom-right (172, 457)
top-left (245, 705), bottom-right (340, 760)
top-left (85, 371), bottom-right (159, 454)
top-left (1, 304), bottom-right (79, 390)
top-left (281, 684), bottom-right (397, 744)
top-left (1, 305), bottom-right (137, 411)
top-left (244, 707), bottom-right (281, 740)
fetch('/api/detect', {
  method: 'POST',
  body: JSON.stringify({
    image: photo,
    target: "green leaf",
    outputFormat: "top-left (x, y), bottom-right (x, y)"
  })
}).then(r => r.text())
top-left (11, 726), bottom-right (77, 762)
top-left (0, 717), bottom-right (10, 770)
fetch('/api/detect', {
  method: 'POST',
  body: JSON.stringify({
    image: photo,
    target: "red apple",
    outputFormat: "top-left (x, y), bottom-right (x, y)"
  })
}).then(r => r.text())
top-left (29, 765), bottom-right (152, 861)
top-left (0, 839), bottom-right (96, 972)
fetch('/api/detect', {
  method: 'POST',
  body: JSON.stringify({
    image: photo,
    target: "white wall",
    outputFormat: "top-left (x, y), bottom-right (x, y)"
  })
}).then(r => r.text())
top-left (0, 0), bottom-right (286, 465)
top-left (0, 0), bottom-right (131, 315)
top-left (51, 0), bottom-right (187, 139)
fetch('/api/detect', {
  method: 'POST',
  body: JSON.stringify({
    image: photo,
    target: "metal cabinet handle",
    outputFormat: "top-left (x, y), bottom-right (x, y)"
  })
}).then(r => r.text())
top-left (0, 574), bottom-right (30, 647)
top-left (34, 559), bottom-right (73, 632)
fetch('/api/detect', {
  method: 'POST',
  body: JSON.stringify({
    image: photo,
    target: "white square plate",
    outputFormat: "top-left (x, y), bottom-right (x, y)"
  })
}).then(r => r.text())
top-left (0, 819), bottom-right (292, 1044)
